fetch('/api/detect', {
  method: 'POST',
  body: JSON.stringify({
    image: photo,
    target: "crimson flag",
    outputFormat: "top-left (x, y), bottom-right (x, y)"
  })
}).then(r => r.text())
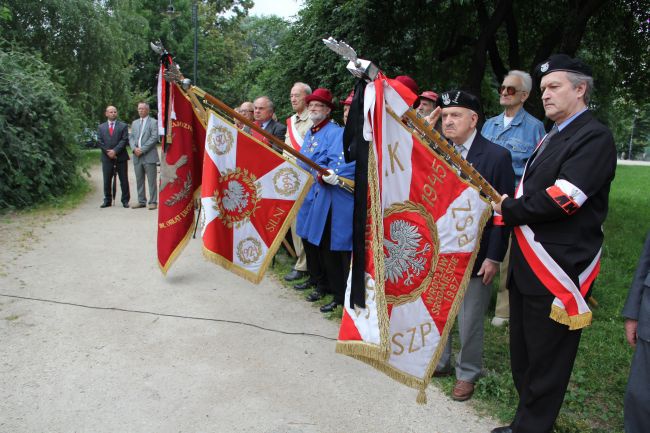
top-left (157, 83), bottom-right (206, 273)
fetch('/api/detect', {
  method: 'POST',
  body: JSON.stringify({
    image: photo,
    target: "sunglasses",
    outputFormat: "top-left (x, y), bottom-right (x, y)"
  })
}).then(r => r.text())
top-left (499, 85), bottom-right (523, 96)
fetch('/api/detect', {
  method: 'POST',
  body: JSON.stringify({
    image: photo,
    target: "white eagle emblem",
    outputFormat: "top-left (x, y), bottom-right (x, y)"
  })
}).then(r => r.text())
top-left (541, 62), bottom-right (549, 72)
top-left (222, 180), bottom-right (249, 213)
top-left (383, 220), bottom-right (432, 286)
top-left (441, 92), bottom-right (451, 105)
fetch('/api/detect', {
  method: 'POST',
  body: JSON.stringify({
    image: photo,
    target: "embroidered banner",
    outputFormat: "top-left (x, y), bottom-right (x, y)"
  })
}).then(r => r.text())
top-left (200, 110), bottom-right (312, 283)
top-left (336, 74), bottom-right (491, 402)
top-left (157, 83), bottom-right (206, 274)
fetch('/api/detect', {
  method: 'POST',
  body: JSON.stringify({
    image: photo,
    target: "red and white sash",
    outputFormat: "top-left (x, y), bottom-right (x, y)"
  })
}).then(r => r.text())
top-left (512, 176), bottom-right (599, 330)
top-left (286, 116), bottom-right (304, 151)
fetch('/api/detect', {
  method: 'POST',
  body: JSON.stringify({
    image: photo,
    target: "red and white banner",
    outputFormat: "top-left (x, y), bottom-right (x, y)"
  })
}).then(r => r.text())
top-left (286, 116), bottom-right (304, 151)
top-left (336, 74), bottom-right (491, 402)
top-left (157, 83), bottom-right (206, 274)
top-left (200, 110), bottom-right (312, 283)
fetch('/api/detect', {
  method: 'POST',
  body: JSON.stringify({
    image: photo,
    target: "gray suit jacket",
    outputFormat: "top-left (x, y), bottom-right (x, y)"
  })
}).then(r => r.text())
top-left (129, 116), bottom-right (160, 164)
top-left (623, 231), bottom-right (650, 342)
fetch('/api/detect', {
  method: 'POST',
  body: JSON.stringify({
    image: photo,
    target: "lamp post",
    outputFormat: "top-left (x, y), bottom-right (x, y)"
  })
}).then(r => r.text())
top-left (628, 112), bottom-right (637, 160)
top-left (164, 0), bottom-right (198, 85)
top-left (192, 0), bottom-right (198, 85)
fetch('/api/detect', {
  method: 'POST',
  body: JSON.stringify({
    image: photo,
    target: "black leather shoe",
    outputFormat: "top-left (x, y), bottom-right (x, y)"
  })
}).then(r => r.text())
top-left (294, 280), bottom-right (315, 291)
top-left (284, 269), bottom-right (307, 281)
top-left (306, 291), bottom-right (324, 302)
top-left (100, 202), bottom-right (111, 208)
top-left (122, 203), bottom-right (130, 208)
top-left (490, 426), bottom-right (512, 433)
top-left (320, 301), bottom-right (338, 313)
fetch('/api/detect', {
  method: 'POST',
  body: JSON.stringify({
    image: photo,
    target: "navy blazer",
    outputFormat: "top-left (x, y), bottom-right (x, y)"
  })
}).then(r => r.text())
top-left (97, 120), bottom-right (130, 163)
top-left (502, 110), bottom-right (617, 296)
top-left (623, 231), bottom-right (650, 342)
top-left (465, 132), bottom-right (515, 276)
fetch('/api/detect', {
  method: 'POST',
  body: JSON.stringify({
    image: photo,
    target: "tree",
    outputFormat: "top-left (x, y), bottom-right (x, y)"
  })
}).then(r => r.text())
top-left (0, 47), bottom-right (82, 209)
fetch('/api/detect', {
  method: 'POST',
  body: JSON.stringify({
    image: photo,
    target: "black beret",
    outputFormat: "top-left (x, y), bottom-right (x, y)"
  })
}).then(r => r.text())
top-left (535, 54), bottom-right (592, 78)
top-left (436, 90), bottom-right (481, 114)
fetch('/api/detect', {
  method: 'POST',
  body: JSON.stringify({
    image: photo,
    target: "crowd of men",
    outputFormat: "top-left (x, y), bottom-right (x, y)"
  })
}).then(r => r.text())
top-left (94, 52), bottom-right (647, 433)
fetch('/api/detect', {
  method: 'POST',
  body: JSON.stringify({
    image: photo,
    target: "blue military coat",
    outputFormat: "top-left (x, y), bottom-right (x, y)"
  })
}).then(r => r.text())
top-left (296, 120), bottom-right (355, 251)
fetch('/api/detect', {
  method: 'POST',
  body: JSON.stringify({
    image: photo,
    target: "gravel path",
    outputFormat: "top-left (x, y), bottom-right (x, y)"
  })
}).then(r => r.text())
top-left (0, 164), bottom-right (497, 433)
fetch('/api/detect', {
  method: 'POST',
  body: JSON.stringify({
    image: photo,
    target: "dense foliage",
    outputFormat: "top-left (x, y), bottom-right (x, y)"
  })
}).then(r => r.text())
top-left (0, 48), bottom-right (81, 208)
top-left (0, 0), bottom-right (648, 204)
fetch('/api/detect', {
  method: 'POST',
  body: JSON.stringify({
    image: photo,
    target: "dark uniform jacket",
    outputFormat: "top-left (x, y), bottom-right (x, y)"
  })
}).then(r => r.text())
top-left (466, 133), bottom-right (515, 275)
top-left (623, 231), bottom-right (650, 342)
top-left (502, 110), bottom-right (617, 295)
top-left (97, 120), bottom-right (130, 163)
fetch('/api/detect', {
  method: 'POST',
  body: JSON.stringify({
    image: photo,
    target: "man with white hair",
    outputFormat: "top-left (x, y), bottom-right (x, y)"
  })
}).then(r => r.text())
top-left (284, 82), bottom-right (313, 284)
top-left (296, 88), bottom-right (355, 314)
top-left (491, 54), bottom-right (617, 433)
top-left (482, 70), bottom-right (545, 327)
top-left (432, 90), bottom-right (514, 402)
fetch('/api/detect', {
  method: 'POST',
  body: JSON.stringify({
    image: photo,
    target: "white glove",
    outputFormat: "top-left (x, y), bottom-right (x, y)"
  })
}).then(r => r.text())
top-left (322, 169), bottom-right (339, 186)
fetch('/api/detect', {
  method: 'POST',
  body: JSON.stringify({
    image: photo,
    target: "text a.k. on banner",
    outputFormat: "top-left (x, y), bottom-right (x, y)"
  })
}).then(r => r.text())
top-left (157, 83), bottom-right (206, 274)
top-left (336, 75), bottom-right (491, 403)
top-left (200, 110), bottom-right (313, 284)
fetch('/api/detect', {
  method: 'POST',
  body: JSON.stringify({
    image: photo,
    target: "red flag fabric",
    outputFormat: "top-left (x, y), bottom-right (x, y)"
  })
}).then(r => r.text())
top-left (336, 74), bottom-right (491, 403)
top-left (157, 83), bottom-right (206, 273)
top-left (200, 110), bottom-right (312, 283)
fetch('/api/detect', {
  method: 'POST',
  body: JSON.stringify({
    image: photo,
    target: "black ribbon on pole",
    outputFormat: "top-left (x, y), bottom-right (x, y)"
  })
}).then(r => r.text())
top-left (343, 79), bottom-right (369, 309)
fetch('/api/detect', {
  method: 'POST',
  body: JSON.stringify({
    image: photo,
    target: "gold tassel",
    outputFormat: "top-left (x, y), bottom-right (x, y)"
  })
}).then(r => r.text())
top-left (549, 305), bottom-right (592, 330)
top-left (417, 389), bottom-right (427, 405)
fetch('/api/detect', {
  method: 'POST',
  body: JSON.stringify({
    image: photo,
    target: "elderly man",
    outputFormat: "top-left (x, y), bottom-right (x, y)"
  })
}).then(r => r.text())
top-left (253, 96), bottom-right (286, 151)
top-left (283, 82), bottom-right (313, 284)
top-left (482, 71), bottom-right (546, 327)
top-left (432, 91), bottom-right (514, 402)
top-left (296, 88), bottom-right (355, 313)
top-left (491, 54), bottom-right (617, 433)
top-left (414, 90), bottom-right (438, 117)
top-left (97, 105), bottom-right (130, 208)
top-left (129, 102), bottom-right (160, 210)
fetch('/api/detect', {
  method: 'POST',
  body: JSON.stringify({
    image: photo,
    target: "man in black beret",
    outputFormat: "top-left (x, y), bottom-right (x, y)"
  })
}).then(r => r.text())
top-left (491, 54), bottom-right (617, 433)
top-left (432, 90), bottom-right (515, 402)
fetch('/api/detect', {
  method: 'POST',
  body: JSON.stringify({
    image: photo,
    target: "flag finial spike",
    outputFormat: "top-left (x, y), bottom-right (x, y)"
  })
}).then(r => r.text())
top-left (322, 37), bottom-right (379, 81)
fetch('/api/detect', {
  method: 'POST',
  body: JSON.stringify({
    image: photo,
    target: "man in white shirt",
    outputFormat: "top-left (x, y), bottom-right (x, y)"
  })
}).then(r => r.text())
top-left (129, 102), bottom-right (160, 209)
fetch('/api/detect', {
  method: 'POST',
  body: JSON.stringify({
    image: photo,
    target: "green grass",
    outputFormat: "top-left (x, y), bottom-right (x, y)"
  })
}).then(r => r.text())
top-left (270, 166), bottom-right (649, 433)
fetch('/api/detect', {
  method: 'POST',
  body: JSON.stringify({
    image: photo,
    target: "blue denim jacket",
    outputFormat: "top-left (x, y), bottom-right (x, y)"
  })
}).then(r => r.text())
top-left (481, 108), bottom-right (545, 188)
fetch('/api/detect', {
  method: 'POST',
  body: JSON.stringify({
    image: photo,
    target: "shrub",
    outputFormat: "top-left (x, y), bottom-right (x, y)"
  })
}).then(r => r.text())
top-left (0, 46), bottom-right (83, 209)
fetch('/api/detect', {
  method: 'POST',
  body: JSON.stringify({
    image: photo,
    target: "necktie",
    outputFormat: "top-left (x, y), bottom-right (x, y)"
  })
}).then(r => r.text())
top-left (455, 143), bottom-right (465, 158)
top-left (137, 118), bottom-right (145, 147)
top-left (109, 122), bottom-right (114, 136)
top-left (531, 125), bottom-right (558, 163)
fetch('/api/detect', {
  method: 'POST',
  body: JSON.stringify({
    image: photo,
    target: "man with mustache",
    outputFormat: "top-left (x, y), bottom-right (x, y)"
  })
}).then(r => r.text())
top-left (433, 90), bottom-right (514, 402)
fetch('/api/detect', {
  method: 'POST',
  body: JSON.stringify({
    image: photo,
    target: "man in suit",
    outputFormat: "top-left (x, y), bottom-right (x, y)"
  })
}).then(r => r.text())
top-left (253, 96), bottom-right (286, 152)
top-left (622, 230), bottom-right (650, 433)
top-left (492, 54), bottom-right (617, 433)
top-left (432, 90), bottom-right (515, 401)
top-left (129, 102), bottom-right (160, 210)
top-left (97, 105), bottom-right (130, 208)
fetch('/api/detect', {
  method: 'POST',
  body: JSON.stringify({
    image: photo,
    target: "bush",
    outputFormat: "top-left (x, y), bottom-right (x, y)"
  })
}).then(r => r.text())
top-left (0, 46), bottom-right (84, 209)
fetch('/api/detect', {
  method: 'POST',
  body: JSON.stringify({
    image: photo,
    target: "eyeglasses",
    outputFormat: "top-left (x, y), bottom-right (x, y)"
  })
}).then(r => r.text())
top-left (499, 85), bottom-right (523, 96)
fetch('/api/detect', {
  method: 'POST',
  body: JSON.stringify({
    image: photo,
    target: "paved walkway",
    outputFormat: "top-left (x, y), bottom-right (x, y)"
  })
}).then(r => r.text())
top-left (0, 164), bottom-right (496, 433)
